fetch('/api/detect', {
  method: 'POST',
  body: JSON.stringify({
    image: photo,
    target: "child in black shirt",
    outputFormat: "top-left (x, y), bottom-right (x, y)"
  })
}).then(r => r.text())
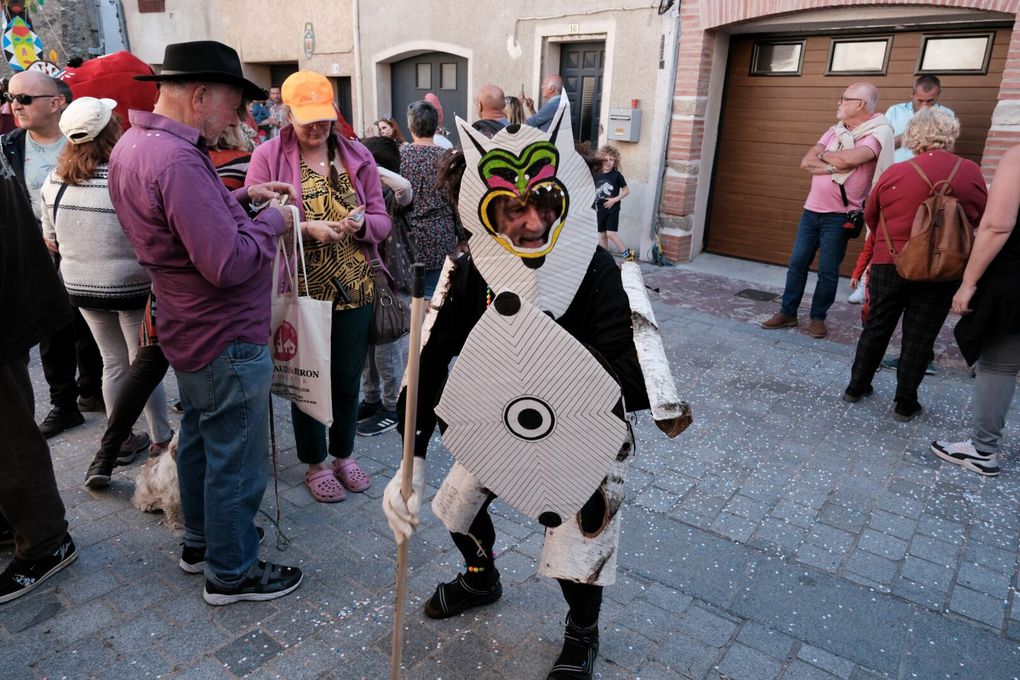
top-left (593, 145), bottom-right (631, 257)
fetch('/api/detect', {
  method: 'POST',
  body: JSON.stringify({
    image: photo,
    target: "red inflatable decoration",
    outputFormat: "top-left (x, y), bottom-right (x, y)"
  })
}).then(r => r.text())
top-left (59, 51), bottom-right (158, 129)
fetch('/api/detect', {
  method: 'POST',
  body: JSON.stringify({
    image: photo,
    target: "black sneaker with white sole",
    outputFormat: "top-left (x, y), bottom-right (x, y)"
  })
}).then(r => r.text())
top-left (0, 533), bottom-right (77, 604)
top-left (203, 560), bottom-right (302, 605)
top-left (356, 407), bottom-right (398, 437)
top-left (180, 526), bottom-right (265, 574)
top-left (357, 399), bottom-right (382, 422)
top-left (931, 440), bottom-right (1000, 477)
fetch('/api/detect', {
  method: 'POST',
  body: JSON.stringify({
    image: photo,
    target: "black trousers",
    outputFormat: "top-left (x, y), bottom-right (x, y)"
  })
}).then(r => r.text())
top-left (38, 308), bottom-right (103, 409)
top-left (453, 495), bottom-right (603, 627)
top-left (0, 354), bottom-right (68, 559)
top-left (848, 264), bottom-right (957, 406)
top-left (95, 344), bottom-right (170, 463)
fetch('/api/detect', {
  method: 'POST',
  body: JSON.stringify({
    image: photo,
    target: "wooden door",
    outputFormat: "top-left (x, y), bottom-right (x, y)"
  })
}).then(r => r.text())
top-left (560, 41), bottom-right (605, 146)
top-left (391, 52), bottom-right (468, 146)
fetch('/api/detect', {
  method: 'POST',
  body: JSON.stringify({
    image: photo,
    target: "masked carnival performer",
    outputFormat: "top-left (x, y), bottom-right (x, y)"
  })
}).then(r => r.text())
top-left (382, 94), bottom-right (689, 680)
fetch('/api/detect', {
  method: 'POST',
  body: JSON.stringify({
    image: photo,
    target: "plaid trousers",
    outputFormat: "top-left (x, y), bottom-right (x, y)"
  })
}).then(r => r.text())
top-left (848, 264), bottom-right (957, 406)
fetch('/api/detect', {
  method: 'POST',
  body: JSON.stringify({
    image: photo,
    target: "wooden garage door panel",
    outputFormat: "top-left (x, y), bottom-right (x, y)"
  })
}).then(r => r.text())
top-left (707, 27), bottom-right (1010, 276)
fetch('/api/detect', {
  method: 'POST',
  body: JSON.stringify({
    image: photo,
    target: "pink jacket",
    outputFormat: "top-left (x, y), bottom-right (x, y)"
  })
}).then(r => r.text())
top-left (246, 125), bottom-right (391, 270)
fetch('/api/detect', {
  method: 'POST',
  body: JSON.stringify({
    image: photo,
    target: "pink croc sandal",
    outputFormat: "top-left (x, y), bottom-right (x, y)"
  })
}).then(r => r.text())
top-left (306, 468), bottom-right (347, 503)
top-left (333, 458), bottom-right (371, 492)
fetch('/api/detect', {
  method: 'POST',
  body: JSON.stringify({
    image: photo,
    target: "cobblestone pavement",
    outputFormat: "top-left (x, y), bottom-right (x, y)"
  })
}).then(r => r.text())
top-left (2, 258), bottom-right (1018, 680)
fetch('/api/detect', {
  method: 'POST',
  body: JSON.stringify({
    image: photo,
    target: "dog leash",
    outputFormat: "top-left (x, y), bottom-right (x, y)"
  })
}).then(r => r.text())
top-left (262, 398), bottom-right (292, 552)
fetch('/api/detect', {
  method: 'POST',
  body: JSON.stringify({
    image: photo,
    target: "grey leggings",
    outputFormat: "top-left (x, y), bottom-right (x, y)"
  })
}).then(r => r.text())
top-left (972, 333), bottom-right (1020, 454)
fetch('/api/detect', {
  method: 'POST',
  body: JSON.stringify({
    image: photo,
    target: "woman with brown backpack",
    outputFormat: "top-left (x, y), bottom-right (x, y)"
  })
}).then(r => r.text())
top-left (842, 108), bottom-right (987, 421)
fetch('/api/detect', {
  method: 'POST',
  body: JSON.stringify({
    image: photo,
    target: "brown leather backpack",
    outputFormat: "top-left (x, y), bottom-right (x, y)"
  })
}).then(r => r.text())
top-left (879, 158), bottom-right (974, 282)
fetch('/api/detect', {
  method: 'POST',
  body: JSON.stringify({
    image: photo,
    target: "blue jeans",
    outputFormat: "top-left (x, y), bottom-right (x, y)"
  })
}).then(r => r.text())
top-left (174, 341), bottom-right (272, 587)
top-left (780, 210), bottom-right (850, 320)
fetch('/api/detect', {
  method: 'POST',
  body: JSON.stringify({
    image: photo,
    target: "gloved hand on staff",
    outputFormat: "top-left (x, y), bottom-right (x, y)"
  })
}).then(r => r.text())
top-left (382, 457), bottom-right (427, 544)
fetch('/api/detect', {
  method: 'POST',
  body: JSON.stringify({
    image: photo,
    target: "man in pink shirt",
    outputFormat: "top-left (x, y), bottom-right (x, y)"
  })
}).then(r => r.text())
top-left (761, 82), bottom-right (893, 339)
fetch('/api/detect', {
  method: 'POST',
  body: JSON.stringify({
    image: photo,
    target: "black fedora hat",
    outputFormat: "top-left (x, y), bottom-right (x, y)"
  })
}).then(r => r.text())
top-left (135, 41), bottom-right (267, 101)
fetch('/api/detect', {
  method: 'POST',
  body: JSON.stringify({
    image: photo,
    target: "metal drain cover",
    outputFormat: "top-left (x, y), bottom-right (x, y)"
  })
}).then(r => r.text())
top-left (735, 288), bottom-right (779, 302)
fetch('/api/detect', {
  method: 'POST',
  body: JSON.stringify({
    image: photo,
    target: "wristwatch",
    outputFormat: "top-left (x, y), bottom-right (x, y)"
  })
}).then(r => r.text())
top-left (826, 163), bottom-right (836, 174)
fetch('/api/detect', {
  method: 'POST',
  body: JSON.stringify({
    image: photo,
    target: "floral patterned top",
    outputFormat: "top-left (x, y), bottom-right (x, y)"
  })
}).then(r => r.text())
top-left (298, 159), bottom-right (373, 310)
top-left (399, 144), bottom-right (459, 271)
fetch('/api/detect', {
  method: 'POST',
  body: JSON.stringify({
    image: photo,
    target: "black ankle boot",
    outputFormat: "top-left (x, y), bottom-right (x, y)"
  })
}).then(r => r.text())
top-left (547, 615), bottom-right (599, 679)
top-left (423, 570), bottom-right (502, 619)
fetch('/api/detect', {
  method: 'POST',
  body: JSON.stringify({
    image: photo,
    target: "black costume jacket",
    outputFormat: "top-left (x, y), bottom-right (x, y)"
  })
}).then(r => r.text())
top-left (402, 247), bottom-right (649, 459)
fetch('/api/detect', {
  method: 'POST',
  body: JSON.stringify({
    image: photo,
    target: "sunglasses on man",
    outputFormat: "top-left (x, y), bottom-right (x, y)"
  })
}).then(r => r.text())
top-left (2, 92), bottom-right (59, 105)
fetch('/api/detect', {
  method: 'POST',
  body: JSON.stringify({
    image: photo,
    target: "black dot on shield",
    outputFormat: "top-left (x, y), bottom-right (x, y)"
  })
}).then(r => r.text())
top-left (538, 511), bottom-right (562, 528)
top-left (493, 292), bottom-right (521, 316)
top-left (518, 408), bottom-right (542, 429)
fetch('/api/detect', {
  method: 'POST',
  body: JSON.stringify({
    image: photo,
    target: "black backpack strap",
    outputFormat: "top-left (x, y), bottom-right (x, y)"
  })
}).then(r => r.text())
top-left (52, 181), bottom-right (69, 223)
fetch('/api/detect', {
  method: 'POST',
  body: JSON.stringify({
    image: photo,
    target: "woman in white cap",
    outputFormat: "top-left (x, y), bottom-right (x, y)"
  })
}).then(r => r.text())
top-left (41, 97), bottom-right (172, 473)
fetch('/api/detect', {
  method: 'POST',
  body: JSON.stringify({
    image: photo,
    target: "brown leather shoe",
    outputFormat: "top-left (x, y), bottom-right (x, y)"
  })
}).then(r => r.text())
top-left (761, 313), bottom-right (798, 330)
top-left (808, 319), bottom-right (828, 338)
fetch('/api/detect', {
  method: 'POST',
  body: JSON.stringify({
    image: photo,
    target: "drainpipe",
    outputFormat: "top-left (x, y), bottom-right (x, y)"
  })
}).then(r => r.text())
top-left (646, 0), bottom-right (681, 263)
top-left (352, 0), bottom-right (365, 136)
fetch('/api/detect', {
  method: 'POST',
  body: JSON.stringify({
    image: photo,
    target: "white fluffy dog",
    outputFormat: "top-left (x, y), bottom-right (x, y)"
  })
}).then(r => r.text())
top-left (132, 431), bottom-right (182, 530)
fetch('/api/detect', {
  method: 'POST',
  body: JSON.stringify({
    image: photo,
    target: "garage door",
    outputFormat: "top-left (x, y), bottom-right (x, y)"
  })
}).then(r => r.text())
top-left (706, 27), bottom-right (1010, 276)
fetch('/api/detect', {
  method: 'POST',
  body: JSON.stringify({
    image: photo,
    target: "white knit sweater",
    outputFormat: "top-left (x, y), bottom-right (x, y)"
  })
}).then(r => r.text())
top-left (40, 164), bottom-right (150, 309)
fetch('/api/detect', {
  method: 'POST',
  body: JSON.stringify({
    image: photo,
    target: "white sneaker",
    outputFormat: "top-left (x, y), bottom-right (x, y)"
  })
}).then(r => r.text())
top-left (847, 286), bottom-right (865, 304)
top-left (930, 439), bottom-right (1000, 477)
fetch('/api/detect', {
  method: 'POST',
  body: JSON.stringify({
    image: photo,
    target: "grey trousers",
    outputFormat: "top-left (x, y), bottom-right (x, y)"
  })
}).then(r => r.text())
top-left (361, 337), bottom-right (406, 411)
top-left (972, 333), bottom-right (1020, 454)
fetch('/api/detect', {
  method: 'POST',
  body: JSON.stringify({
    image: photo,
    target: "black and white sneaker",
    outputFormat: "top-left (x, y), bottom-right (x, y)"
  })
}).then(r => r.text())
top-left (423, 573), bottom-right (502, 619)
top-left (180, 526), bottom-right (265, 574)
top-left (203, 560), bottom-right (302, 606)
top-left (0, 534), bottom-right (77, 604)
top-left (931, 440), bottom-right (1000, 477)
top-left (548, 615), bottom-right (600, 679)
top-left (356, 407), bottom-right (398, 437)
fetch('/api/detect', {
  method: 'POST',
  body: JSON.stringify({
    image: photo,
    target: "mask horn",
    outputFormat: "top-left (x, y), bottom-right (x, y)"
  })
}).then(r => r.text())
top-left (456, 115), bottom-right (492, 158)
top-left (548, 89), bottom-right (570, 144)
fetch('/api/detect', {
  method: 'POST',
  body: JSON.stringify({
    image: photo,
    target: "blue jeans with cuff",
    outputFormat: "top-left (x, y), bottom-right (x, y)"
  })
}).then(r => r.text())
top-left (780, 210), bottom-right (850, 321)
top-left (174, 341), bottom-right (272, 588)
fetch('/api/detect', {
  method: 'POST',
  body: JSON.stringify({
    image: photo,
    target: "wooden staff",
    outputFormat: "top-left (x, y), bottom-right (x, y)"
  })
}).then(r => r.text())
top-left (391, 263), bottom-right (426, 680)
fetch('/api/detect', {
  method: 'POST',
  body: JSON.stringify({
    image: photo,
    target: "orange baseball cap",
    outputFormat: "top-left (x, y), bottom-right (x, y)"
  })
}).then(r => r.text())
top-left (281, 71), bottom-right (337, 125)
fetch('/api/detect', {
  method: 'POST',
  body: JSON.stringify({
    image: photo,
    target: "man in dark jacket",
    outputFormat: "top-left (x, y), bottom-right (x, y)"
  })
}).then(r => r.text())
top-left (0, 136), bottom-right (78, 604)
top-left (1, 70), bottom-right (104, 438)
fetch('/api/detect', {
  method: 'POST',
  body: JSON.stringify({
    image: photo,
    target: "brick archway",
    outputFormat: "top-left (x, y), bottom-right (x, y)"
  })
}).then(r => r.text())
top-left (659, 0), bottom-right (1020, 263)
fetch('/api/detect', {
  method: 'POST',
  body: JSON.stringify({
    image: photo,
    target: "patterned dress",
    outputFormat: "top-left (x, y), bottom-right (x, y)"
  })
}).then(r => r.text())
top-left (399, 144), bottom-right (459, 271)
top-left (298, 159), bottom-right (374, 311)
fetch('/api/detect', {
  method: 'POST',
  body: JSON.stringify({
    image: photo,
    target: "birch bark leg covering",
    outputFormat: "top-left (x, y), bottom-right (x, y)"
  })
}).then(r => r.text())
top-left (432, 462), bottom-right (490, 535)
top-left (620, 261), bottom-right (692, 438)
top-left (538, 451), bottom-right (629, 586)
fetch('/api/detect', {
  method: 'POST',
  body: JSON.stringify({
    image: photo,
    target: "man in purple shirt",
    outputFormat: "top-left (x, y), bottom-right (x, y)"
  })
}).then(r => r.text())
top-left (108, 41), bottom-right (302, 605)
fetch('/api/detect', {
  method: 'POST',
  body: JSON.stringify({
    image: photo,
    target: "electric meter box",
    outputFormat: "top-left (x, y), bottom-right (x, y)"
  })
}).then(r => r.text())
top-left (607, 108), bottom-right (641, 142)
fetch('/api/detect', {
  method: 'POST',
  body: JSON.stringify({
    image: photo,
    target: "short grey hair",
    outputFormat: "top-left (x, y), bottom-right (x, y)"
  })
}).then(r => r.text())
top-left (858, 83), bottom-right (879, 113)
top-left (407, 100), bottom-right (438, 138)
top-left (903, 107), bottom-right (960, 153)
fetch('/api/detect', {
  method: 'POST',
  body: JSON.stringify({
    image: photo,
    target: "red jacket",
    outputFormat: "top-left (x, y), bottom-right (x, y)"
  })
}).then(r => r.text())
top-left (864, 149), bottom-right (987, 266)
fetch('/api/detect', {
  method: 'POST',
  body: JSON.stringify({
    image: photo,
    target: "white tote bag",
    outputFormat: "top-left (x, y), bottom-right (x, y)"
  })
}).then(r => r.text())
top-left (270, 206), bottom-right (334, 426)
